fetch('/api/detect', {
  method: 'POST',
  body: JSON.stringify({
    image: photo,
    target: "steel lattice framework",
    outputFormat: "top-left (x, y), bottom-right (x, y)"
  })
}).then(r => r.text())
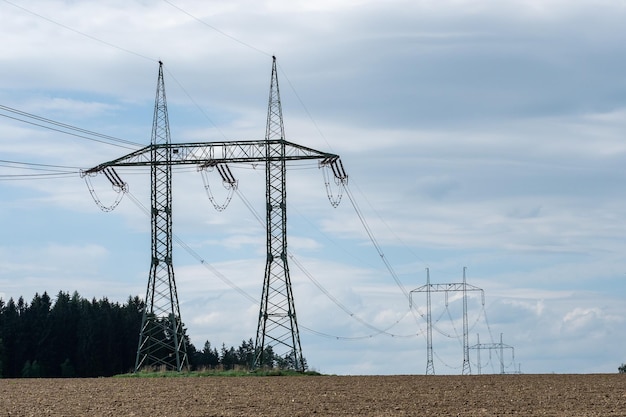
top-left (255, 56), bottom-right (303, 370)
top-left (410, 268), bottom-right (484, 375)
top-left (85, 57), bottom-right (346, 372)
top-left (137, 61), bottom-right (188, 371)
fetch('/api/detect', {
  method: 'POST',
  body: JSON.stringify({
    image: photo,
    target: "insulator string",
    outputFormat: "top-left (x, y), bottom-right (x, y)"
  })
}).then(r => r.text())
top-left (81, 169), bottom-right (127, 212)
top-left (198, 165), bottom-right (237, 212)
top-left (321, 162), bottom-right (345, 207)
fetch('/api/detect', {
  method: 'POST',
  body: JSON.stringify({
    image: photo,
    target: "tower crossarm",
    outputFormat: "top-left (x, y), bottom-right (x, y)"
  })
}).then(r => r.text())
top-left (409, 282), bottom-right (484, 308)
top-left (84, 140), bottom-right (341, 173)
top-left (469, 343), bottom-right (514, 350)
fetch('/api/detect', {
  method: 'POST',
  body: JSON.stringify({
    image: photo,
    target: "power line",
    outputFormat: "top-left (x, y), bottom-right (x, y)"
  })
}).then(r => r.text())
top-left (1, 0), bottom-right (228, 142)
top-left (160, 0), bottom-right (341, 162)
top-left (125, 191), bottom-right (258, 305)
top-left (0, 172), bottom-right (77, 181)
top-left (0, 104), bottom-right (142, 149)
top-left (1, 0), bottom-right (155, 63)
top-left (0, 159), bottom-right (80, 171)
top-left (344, 184), bottom-right (411, 301)
top-left (3, 0), bottom-right (340, 164)
top-left (163, 69), bottom-right (228, 141)
top-left (350, 179), bottom-right (429, 267)
top-left (0, 159), bottom-right (80, 181)
top-left (162, 0), bottom-right (272, 58)
top-left (0, 112), bottom-right (138, 150)
top-left (232, 188), bottom-right (419, 340)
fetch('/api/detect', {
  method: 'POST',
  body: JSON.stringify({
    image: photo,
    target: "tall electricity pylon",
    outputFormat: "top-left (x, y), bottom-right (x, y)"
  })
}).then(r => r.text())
top-left (409, 268), bottom-right (484, 375)
top-left (255, 56), bottom-right (304, 370)
top-left (85, 58), bottom-right (347, 372)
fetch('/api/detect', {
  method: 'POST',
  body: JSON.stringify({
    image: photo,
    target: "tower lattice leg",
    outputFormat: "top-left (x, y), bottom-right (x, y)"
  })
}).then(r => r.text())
top-left (135, 61), bottom-right (189, 372)
top-left (254, 56), bottom-right (305, 371)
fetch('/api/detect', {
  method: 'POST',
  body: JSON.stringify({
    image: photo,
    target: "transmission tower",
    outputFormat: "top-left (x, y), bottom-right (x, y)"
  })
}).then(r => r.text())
top-left (470, 333), bottom-right (517, 375)
top-left (409, 268), bottom-right (484, 375)
top-left (84, 58), bottom-right (347, 372)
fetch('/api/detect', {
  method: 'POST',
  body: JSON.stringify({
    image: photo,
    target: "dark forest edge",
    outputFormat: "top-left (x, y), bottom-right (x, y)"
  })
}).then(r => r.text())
top-left (0, 291), bottom-right (312, 378)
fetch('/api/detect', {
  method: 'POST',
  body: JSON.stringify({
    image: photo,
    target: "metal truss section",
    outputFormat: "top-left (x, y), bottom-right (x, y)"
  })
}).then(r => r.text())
top-left (409, 283), bottom-right (484, 295)
top-left (85, 140), bottom-right (339, 172)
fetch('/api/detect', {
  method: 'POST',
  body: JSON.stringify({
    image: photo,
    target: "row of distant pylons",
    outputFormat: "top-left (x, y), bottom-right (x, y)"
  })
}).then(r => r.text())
top-left (410, 267), bottom-right (519, 375)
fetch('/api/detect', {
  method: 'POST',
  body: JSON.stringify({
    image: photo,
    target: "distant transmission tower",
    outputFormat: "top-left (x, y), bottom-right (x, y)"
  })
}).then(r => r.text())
top-left (410, 268), bottom-right (484, 375)
top-left (470, 333), bottom-right (516, 375)
top-left (84, 58), bottom-right (347, 372)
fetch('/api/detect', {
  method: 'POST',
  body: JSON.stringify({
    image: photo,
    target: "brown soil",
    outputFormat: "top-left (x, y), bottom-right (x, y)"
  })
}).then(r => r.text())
top-left (1, 374), bottom-right (624, 416)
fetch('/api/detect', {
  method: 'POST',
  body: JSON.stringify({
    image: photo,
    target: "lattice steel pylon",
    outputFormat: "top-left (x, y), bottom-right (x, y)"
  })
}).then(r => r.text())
top-left (254, 56), bottom-right (305, 371)
top-left (134, 61), bottom-right (189, 372)
top-left (470, 333), bottom-right (516, 375)
top-left (84, 58), bottom-right (346, 373)
top-left (409, 268), bottom-right (484, 375)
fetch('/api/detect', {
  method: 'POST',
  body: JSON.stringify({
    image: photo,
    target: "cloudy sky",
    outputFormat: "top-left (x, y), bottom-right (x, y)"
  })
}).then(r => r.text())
top-left (1, 0), bottom-right (625, 375)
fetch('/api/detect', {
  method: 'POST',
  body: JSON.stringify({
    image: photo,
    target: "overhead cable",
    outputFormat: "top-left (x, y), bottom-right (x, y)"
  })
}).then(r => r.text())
top-left (232, 187), bottom-right (416, 339)
top-left (125, 191), bottom-right (258, 305)
top-left (1, 0), bottom-right (154, 62)
top-left (162, 0), bottom-right (272, 57)
top-left (0, 104), bottom-right (142, 149)
top-left (344, 184), bottom-right (410, 300)
top-left (0, 159), bottom-right (79, 181)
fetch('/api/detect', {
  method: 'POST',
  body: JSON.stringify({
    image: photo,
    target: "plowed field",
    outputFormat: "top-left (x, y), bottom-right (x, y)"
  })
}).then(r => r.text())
top-left (1, 374), bottom-right (625, 416)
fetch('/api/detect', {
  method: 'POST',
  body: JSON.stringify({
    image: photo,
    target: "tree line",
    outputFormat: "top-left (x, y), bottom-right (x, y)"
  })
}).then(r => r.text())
top-left (0, 291), bottom-right (305, 378)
